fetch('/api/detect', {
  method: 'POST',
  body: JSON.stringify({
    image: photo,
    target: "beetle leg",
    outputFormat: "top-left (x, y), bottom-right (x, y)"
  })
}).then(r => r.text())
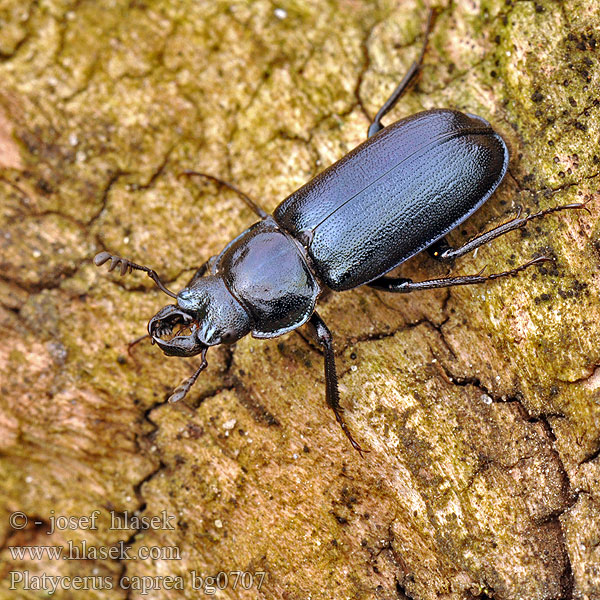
top-left (185, 259), bottom-right (210, 287)
top-left (306, 312), bottom-right (368, 457)
top-left (185, 256), bottom-right (221, 288)
top-left (180, 171), bottom-right (269, 219)
top-left (168, 347), bottom-right (209, 403)
top-left (368, 256), bottom-right (554, 293)
top-left (367, 8), bottom-right (435, 138)
top-left (427, 201), bottom-right (590, 262)
top-left (426, 237), bottom-right (453, 261)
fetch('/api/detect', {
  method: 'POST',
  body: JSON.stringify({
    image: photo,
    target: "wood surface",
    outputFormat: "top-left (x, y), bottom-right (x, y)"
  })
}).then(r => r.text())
top-left (1, 1), bottom-right (599, 598)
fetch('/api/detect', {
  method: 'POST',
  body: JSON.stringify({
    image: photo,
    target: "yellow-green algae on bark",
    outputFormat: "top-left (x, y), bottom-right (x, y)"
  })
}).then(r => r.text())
top-left (0, 0), bottom-right (599, 599)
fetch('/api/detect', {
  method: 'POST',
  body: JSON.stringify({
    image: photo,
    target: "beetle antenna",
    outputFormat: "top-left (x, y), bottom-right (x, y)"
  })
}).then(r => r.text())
top-left (168, 347), bottom-right (209, 403)
top-left (94, 251), bottom-right (178, 299)
top-left (127, 333), bottom-right (150, 357)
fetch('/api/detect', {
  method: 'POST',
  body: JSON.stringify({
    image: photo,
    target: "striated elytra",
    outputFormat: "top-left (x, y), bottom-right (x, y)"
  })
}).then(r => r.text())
top-left (274, 109), bottom-right (508, 292)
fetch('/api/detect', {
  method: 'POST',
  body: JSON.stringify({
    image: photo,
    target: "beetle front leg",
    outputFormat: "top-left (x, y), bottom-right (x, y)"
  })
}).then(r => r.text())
top-left (306, 312), bottom-right (368, 456)
top-left (185, 256), bottom-right (220, 288)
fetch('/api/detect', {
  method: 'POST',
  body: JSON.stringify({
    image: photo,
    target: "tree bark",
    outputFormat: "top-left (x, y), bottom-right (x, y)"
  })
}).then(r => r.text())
top-left (1, 1), bottom-right (599, 599)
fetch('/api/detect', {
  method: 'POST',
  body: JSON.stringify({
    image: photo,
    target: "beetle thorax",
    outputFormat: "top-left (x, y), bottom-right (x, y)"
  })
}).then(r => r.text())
top-left (214, 219), bottom-right (321, 339)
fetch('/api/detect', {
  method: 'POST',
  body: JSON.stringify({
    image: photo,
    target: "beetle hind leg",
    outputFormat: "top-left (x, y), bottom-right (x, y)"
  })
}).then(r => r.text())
top-left (306, 312), bottom-right (368, 457)
top-left (368, 256), bottom-right (554, 293)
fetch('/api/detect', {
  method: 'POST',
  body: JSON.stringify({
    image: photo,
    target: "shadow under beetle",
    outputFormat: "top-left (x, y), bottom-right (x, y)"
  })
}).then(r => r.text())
top-left (95, 13), bottom-right (585, 455)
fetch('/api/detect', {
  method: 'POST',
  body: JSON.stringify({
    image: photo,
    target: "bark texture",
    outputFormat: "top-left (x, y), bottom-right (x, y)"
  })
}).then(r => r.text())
top-left (1, 1), bottom-right (599, 599)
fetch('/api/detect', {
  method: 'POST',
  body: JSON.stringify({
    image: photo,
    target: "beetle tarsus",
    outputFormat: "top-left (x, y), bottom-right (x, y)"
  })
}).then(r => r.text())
top-left (367, 7), bottom-right (436, 137)
top-left (368, 255), bottom-right (553, 293)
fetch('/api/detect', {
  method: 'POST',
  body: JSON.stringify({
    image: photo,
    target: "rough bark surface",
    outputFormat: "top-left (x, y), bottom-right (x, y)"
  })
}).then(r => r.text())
top-left (0, 1), bottom-right (599, 599)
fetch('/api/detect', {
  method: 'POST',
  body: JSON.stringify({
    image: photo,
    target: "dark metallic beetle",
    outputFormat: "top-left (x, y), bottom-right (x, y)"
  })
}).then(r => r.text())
top-left (95, 14), bottom-right (583, 454)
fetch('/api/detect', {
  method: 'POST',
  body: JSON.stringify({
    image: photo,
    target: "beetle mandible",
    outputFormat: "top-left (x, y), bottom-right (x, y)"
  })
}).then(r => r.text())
top-left (95, 12), bottom-right (585, 455)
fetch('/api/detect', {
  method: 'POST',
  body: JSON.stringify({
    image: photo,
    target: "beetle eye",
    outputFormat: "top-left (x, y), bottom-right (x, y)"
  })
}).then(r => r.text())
top-left (220, 330), bottom-right (237, 344)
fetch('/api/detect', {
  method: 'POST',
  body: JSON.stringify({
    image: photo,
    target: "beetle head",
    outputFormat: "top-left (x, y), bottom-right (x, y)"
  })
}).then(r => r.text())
top-left (148, 276), bottom-right (251, 357)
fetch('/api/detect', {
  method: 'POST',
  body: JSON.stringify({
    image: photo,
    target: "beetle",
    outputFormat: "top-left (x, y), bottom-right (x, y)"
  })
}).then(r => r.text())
top-left (95, 12), bottom-right (584, 455)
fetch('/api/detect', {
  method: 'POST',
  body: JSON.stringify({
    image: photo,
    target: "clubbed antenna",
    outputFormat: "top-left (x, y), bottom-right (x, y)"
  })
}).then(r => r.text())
top-left (94, 251), bottom-right (177, 299)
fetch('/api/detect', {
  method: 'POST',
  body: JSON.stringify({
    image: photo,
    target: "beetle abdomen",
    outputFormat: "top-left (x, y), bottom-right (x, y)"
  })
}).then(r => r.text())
top-left (274, 109), bottom-right (508, 291)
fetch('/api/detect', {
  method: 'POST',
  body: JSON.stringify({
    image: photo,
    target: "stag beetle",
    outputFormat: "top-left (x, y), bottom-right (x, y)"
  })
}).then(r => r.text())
top-left (95, 12), bottom-right (584, 455)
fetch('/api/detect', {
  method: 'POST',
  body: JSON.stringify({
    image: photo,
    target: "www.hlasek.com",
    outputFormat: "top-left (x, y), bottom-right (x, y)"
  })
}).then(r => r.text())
top-left (9, 570), bottom-right (267, 596)
top-left (9, 540), bottom-right (180, 561)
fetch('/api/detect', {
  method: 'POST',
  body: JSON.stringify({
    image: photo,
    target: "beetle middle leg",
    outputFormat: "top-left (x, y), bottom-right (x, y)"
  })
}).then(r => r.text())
top-left (367, 8), bottom-right (435, 138)
top-left (427, 201), bottom-right (590, 262)
top-left (306, 312), bottom-right (368, 457)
